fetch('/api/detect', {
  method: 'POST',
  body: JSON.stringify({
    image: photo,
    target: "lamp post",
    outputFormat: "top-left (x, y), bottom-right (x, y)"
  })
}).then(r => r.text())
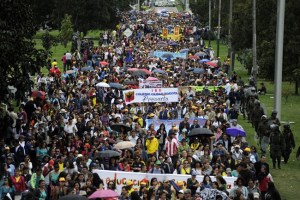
top-left (208, 0), bottom-right (211, 47)
top-left (228, 0), bottom-right (233, 71)
top-left (217, 0), bottom-right (221, 58)
top-left (274, 0), bottom-right (286, 120)
top-left (252, 0), bottom-right (257, 86)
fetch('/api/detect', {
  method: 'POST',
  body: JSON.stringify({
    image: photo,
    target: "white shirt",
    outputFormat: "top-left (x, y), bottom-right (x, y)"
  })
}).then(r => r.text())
top-left (64, 123), bottom-right (78, 134)
top-left (65, 52), bottom-right (72, 60)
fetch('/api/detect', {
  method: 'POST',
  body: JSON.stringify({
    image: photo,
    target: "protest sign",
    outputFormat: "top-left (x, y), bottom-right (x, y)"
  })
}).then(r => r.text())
top-left (94, 170), bottom-right (236, 193)
top-left (123, 88), bottom-right (179, 104)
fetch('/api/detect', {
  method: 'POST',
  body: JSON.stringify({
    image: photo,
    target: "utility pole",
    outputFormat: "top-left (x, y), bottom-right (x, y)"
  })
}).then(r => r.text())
top-left (274, 0), bottom-right (285, 120)
top-left (217, 0), bottom-right (221, 57)
top-left (252, 0), bottom-right (257, 85)
top-left (208, 0), bottom-right (211, 47)
top-left (228, 0), bottom-right (233, 71)
top-left (137, 0), bottom-right (140, 11)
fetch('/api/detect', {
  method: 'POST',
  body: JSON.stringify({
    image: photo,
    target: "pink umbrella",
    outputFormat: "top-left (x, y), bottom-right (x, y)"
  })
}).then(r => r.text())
top-left (88, 189), bottom-right (119, 199)
top-left (140, 68), bottom-right (151, 75)
top-left (146, 77), bottom-right (158, 81)
top-left (127, 68), bottom-right (139, 71)
top-left (206, 61), bottom-right (218, 67)
top-left (100, 61), bottom-right (109, 66)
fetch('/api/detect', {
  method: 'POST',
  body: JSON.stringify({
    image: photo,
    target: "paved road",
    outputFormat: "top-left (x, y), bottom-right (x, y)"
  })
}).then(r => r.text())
top-left (154, 6), bottom-right (178, 13)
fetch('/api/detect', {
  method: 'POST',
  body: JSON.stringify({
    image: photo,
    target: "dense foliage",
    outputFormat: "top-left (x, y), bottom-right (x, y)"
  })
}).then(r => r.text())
top-left (0, 0), bottom-right (46, 104)
top-left (31, 0), bottom-right (131, 35)
top-left (190, 0), bottom-right (300, 93)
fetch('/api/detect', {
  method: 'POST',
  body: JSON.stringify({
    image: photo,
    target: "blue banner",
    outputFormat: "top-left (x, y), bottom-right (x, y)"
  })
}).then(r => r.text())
top-left (154, 51), bottom-right (187, 60)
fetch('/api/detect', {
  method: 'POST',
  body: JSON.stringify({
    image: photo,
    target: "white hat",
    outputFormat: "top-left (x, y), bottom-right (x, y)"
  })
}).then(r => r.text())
top-left (253, 192), bottom-right (260, 199)
top-left (59, 109), bottom-right (67, 114)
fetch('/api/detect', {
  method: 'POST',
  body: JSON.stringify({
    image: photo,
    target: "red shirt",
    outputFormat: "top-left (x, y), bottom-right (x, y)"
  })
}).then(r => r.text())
top-left (259, 176), bottom-right (271, 192)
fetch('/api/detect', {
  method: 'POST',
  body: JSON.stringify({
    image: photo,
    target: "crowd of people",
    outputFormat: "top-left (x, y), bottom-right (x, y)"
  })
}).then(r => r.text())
top-left (0, 7), bottom-right (294, 200)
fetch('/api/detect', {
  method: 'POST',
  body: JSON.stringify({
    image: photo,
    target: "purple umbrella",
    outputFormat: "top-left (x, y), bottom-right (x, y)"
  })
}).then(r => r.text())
top-left (226, 128), bottom-right (246, 137)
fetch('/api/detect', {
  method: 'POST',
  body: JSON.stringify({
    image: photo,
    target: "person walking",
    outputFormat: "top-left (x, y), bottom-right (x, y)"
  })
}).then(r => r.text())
top-left (282, 124), bottom-right (295, 164)
top-left (269, 124), bottom-right (285, 169)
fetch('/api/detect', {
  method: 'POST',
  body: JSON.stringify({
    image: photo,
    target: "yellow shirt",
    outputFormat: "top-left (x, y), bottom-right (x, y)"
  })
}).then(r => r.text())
top-left (59, 163), bottom-right (64, 171)
top-left (145, 138), bottom-right (159, 154)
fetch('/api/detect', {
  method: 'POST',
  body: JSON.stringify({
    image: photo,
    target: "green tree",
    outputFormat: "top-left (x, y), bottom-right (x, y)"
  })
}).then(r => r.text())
top-left (42, 30), bottom-right (57, 56)
top-left (51, 0), bottom-right (130, 35)
top-left (59, 14), bottom-right (73, 48)
top-left (0, 0), bottom-right (46, 104)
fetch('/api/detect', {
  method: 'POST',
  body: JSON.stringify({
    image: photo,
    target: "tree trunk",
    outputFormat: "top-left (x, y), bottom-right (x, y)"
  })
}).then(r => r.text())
top-left (295, 79), bottom-right (299, 95)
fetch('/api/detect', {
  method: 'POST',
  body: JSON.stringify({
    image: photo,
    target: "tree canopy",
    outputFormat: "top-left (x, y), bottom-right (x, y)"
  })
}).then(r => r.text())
top-left (0, 0), bottom-right (46, 104)
top-left (33, 0), bottom-right (131, 34)
top-left (191, 0), bottom-right (300, 93)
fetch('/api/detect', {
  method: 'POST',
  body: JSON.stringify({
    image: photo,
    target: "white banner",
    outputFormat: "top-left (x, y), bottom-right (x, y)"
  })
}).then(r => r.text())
top-left (123, 88), bottom-right (179, 104)
top-left (139, 79), bottom-right (163, 88)
top-left (93, 170), bottom-right (236, 194)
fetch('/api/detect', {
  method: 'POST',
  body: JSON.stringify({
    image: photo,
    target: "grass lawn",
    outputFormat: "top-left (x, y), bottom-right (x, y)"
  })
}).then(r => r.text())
top-left (34, 33), bottom-right (299, 199)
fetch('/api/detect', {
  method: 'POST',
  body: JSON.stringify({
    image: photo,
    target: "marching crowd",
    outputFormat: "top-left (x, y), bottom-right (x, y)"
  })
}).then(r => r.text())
top-left (0, 7), bottom-right (295, 200)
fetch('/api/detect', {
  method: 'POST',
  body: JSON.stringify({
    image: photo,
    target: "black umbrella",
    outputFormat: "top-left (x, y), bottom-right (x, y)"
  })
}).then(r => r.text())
top-left (123, 80), bottom-right (136, 85)
top-left (59, 195), bottom-right (88, 200)
top-left (188, 128), bottom-right (214, 137)
top-left (95, 150), bottom-right (121, 158)
top-left (108, 82), bottom-right (123, 89)
top-left (110, 123), bottom-right (132, 133)
top-left (132, 70), bottom-right (147, 76)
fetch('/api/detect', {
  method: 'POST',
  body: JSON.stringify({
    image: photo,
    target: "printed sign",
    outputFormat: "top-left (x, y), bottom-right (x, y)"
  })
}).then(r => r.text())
top-left (123, 88), bottom-right (179, 104)
top-left (94, 170), bottom-right (236, 194)
top-left (139, 79), bottom-right (163, 88)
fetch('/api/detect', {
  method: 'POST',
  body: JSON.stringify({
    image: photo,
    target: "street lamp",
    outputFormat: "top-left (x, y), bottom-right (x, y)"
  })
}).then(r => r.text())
top-left (217, 0), bottom-right (221, 58)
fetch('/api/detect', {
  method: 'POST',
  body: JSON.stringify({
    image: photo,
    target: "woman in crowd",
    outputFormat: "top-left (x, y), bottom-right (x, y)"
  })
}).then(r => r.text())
top-left (0, 177), bottom-right (15, 200)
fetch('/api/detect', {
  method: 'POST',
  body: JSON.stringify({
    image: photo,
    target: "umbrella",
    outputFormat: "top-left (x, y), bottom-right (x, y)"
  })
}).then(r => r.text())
top-left (179, 48), bottom-right (189, 53)
top-left (133, 70), bottom-right (147, 76)
top-left (81, 66), bottom-right (94, 71)
top-left (59, 195), bottom-right (88, 200)
top-left (88, 189), bottom-right (119, 199)
top-left (100, 61), bottom-right (109, 66)
top-left (188, 55), bottom-right (199, 60)
top-left (199, 188), bottom-right (229, 200)
top-left (147, 20), bottom-right (154, 24)
top-left (66, 70), bottom-right (76, 74)
top-left (206, 61), bottom-right (218, 67)
top-left (123, 80), bottom-right (136, 85)
top-left (189, 46), bottom-right (202, 51)
top-left (146, 77), bottom-right (158, 81)
top-left (95, 150), bottom-right (121, 158)
top-left (31, 91), bottom-right (46, 100)
top-left (193, 68), bottom-right (205, 74)
top-left (96, 82), bottom-right (110, 87)
top-left (115, 141), bottom-right (135, 150)
top-left (127, 68), bottom-right (139, 72)
top-left (140, 69), bottom-right (151, 75)
top-left (108, 83), bottom-right (123, 89)
top-left (226, 128), bottom-right (246, 137)
top-left (110, 123), bottom-right (132, 132)
top-left (152, 69), bottom-right (167, 74)
top-left (157, 41), bottom-right (168, 47)
top-left (161, 53), bottom-right (174, 58)
top-left (195, 52), bottom-right (207, 57)
top-left (188, 128), bottom-right (214, 137)
top-left (199, 58), bottom-right (210, 63)
top-left (169, 41), bottom-right (179, 46)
